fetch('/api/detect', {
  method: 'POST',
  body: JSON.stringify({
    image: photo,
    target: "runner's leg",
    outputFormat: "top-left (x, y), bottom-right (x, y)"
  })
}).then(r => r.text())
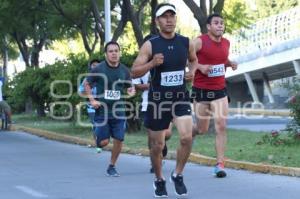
top-left (211, 97), bottom-right (228, 163)
top-left (173, 115), bottom-right (193, 174)
top-left (148, 129), bottom-right (166, 179)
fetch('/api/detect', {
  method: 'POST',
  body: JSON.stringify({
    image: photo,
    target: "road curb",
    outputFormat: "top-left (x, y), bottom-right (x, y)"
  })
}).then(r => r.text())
top-left (13, 125), bottom-right (300, 177)
top-left (229, 108), bottom-right (290, 117)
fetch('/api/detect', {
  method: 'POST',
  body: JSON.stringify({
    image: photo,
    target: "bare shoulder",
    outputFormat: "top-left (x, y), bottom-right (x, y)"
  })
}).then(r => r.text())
top-left (222, 37), bottom-right (230, 45)
top-left (141, 40), bottom-right (152, 54)
top-left (134, 41), bottom-right (152, 65)
top-left (192, 36), bottom-right (202, 52)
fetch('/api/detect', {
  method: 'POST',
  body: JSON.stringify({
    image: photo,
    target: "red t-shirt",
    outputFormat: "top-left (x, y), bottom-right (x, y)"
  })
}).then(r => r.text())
top-left (193, 34), bottom-right (230, 90)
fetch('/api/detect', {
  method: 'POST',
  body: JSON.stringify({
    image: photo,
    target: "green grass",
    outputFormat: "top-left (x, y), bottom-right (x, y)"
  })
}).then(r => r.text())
top-left (13, 114), bottom-right (300, 167)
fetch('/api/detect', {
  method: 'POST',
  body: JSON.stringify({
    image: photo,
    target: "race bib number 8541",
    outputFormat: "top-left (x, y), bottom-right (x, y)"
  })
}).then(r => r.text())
top-left (104, 90), bottom-right (121, 100)
top-left (161, 70), bottom-right (184, 86)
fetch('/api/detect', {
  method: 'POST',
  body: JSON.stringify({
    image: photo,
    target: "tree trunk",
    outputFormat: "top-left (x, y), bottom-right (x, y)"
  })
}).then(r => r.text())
top-left (1, 42), bottom-right (8, 77)
top-left (25, 98), bottom-right (33, 114)
top-left (31, 38), bottom-right (46, 68)
top-left (91, 0), bottom-right (105, 50)
top-left (12, 32), bottom-right (30, 68)
top-left (80, 25), bottom-right (92, 56)
top-left (112, 0), bottom-right (128, 42)
top-left (123, 0), bottom-right (144, 47)
top-left (79, 7), bottom-right (97, 56)
top-left (31, 50), bottom-right (40, 68)
top-left (36, 103), bottom-right (46, 117)
top-left (183, 0), bottom-right (225, 33)
top-left (213, 0), bottom-right (225, 14)
top-left (150, 0), bottom-right (159, 34)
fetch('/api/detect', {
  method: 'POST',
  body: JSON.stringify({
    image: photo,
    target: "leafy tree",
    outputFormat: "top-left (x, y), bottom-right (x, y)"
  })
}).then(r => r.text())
top-left (223, 0), bottom-right (253, 34)
top-left (112, 0), bottom-right (151, 48)
top-left (183, 0), bottom-right (225, 33)
top-left (183, 0), bottom-right (252, 34)
top-left (50, 0), bottom-right (120, 55)
top-left (6, 53), bottom-right (90, 116)
top-left (253, 0), bottom-right (298, 19)
top-left (0, 0), bottom-right (69, 68)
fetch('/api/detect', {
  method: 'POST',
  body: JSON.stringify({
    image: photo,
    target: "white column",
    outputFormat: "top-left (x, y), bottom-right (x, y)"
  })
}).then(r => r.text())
top-left (262, 72), bottom-right (274, 104)
top-left (293, 60), bottom-right (300, 76)
top-left (104, 0), bottom-right (111, 43)
top-left (244, 72), bottom-right (260, 103)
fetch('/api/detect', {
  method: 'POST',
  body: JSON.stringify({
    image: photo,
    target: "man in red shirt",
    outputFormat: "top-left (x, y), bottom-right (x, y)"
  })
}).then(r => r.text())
top-left (192, 13), bottom-right (237, 178)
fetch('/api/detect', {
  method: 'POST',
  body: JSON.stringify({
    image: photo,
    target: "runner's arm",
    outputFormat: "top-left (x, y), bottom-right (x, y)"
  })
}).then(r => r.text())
top-left (186, 38), bottom-right (199, 80)
top-left (84, 78), bottom-right (101, 109)
top-left (134, 83), bottom-right (150, 91)
top-left (131, 41), bottom-right (163, 78)
top-left (132, 78), bottom-right (150, 91)
top-left (192, 37), bottom-right (212, 75)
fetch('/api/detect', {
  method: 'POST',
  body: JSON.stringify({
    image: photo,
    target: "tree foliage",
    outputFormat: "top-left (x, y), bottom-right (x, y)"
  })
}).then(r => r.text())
top-left (0, 0), bottom-right (70, 68)
top-left (49, 0), bottom-right (119, 55)
top-left (183, 0), bottom-right (252, 34)
top-left (5, 49), bottom-right (137, 117)
top-left (223, 0), bottom-right (253, 34)
top-left (253, 0), bottom-right (298, 19)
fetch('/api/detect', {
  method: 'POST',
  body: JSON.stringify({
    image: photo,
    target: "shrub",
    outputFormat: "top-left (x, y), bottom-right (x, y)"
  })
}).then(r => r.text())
top-left (6, 51), bottom-right (143, 131)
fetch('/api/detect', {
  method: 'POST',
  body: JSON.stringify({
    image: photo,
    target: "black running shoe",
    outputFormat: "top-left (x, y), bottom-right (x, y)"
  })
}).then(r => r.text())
top-left (153, 179), bottom-right (168, 198)
top-left (170, 171), bottom-right (187, 197)
top-left (150, 166), bottom-right (154, 173)
top-left (106, 164), bottom-right (120, 177)
top-left (162, 143), bottom-right (168, 158)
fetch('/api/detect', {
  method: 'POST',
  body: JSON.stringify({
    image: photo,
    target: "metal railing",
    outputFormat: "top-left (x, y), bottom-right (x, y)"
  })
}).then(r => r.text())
top-left (229, 6), bottom-right (300, 61)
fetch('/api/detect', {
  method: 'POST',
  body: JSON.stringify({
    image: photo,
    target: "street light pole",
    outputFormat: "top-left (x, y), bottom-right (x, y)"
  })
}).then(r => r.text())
top-left (104, 0), bottom-right (111, 43)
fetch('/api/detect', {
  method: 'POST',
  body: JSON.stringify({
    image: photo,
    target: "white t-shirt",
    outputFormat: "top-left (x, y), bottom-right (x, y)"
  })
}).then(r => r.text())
top-left (132, 72), bottom-right (150, 112)
top-left (0, 80), bottom-right (3, 101)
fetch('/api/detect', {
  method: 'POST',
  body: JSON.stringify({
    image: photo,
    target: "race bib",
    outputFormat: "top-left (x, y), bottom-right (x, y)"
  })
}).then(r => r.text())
top-left (104, 90), bottom-right (121, 100)
top-left (161, 70), bottom-right (184, 86)
top-left (208, 64), bottom-right (225, 77)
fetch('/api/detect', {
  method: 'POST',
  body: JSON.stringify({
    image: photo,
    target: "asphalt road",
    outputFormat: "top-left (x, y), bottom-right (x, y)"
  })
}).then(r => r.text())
top-left (227, 116), bottom-right (292, 132)
top-left (1, 131), bottom-right (299, 199)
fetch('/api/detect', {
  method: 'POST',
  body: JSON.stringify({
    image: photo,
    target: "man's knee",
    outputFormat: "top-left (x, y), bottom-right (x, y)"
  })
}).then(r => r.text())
top-left (193, 123), bottom-right (208, 135)
top-left (150, 140), bottom-right (164, 152)
top-left (180, 134), bottom-right (192, 146)
top-left (215, 119), bottom-right (226, 134)
top-left (98, 139), bottom-right (109, 147)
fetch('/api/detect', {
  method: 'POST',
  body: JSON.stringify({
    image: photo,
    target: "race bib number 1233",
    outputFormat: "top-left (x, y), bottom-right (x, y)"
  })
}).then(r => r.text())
top-left (160, 70), bottom-right (184, 86)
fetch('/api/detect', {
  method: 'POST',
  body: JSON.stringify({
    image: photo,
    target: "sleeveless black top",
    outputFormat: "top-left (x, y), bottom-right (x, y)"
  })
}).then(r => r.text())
top-left (148, 33), bottom-right (189, 96)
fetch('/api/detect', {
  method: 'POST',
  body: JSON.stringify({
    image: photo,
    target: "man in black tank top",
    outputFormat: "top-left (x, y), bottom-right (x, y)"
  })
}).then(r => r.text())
top-left (131, 3), bottom-right (199, 198)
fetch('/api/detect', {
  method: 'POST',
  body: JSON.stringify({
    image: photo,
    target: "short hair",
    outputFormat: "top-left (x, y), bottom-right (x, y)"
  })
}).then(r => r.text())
top-left (89, 58), bottom-right (101, 66)
top-left (155, 3), bottom-right (176, 17)
top-left (104, 41), bottom-right (120, 52)
top-left (206, 13), bottom-right (223, 24)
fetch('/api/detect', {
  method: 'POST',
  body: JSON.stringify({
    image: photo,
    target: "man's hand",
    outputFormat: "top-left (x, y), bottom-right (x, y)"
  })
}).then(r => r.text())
top-left (127, 86), bottom-right (136, 97)
top-left (184, 71), bottom-right (194, 81)
top-left (151, 53), bottom-right (164, 67)
top-left (230, 61), bottom-right (238, 71)
top-left (226, 60), bottom-right (238, 71)
top-left (199, 64), bottom-right (212, 75)
top-left (90, 99), bottom-right (101, 109)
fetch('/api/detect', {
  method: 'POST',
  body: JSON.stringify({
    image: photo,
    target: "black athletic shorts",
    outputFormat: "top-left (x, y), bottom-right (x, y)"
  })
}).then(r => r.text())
top-left (191, 87), bottom-right (228, 102)
top-left (144, 92), bottom-right (192, 131)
